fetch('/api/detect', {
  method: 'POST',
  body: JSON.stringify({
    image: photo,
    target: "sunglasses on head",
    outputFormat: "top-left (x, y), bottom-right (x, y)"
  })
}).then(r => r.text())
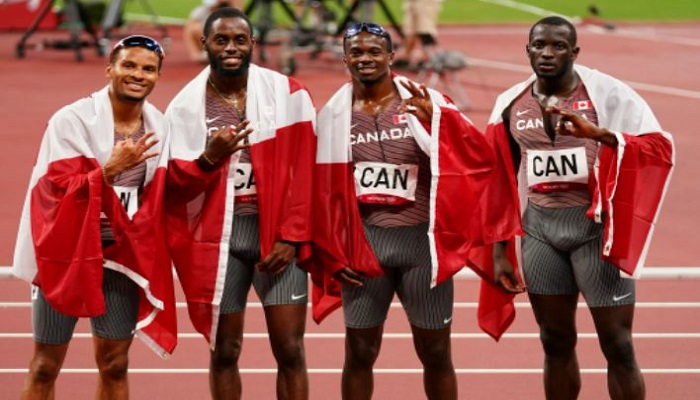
top-left (344, 22), bottom-right (389, 39)
top-left (111, 35), bottom-right (165, 60)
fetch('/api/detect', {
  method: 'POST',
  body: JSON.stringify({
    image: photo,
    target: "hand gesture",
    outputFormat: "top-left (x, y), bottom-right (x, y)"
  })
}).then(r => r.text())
top-left (547, 106), bottom-right (617, 146)
top-left (103, 131), bottom-right (159, 185)
top-left (256, 241), bottom-right (296, 275)
top-left (203, 119), bottom-right (253, 165)
top-left (398, 80), bottom-right (433, 123)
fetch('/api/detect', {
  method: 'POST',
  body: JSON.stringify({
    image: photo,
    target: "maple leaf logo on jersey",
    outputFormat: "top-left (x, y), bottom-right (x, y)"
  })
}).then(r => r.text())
top-left (393, 114), bottom-right (408, 124)
top-left (573, 100), bottom-right (593, 111)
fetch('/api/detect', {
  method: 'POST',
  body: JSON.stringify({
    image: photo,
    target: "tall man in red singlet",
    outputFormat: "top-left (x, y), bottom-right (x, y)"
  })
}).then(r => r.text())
top-left (487, 16), bottom-right (674, 399)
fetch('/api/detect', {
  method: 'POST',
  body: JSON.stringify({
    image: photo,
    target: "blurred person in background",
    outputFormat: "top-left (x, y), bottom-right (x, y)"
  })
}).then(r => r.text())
top-left (184, 0), bottom-right (240, 63)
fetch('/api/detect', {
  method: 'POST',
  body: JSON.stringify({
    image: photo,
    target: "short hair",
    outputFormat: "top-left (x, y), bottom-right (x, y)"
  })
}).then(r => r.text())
top-left (203, 7), bottom-right (253, 38)
top-left (529, 16), bottom-right (577, 47)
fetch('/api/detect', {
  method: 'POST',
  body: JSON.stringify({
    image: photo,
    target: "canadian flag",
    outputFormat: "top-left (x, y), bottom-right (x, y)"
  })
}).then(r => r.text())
top-left (573, 100), bottom-right (593, 110)
top-left (393, 114), bottom-right (408, 124)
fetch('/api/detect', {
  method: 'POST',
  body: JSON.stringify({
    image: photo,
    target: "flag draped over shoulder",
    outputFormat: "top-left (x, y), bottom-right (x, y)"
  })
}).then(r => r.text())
top-left (312, 75), bottom-right (522, 340)
top-left (13, 87), bottom-right (177, 358)
top-left (165, 65), bottom-right (316, 348)
top-left (485, 64), bottom-right (675, 279)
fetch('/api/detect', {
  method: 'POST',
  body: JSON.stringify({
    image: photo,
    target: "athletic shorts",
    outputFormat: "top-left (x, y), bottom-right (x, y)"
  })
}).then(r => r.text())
top-left (403, 0), bottom-right (440, 37)
top-left (342, 222), bottom-right (453, 330)
top-left (32, 268), bottom-right (139, 345)
top-left (521, 203), bottom-right (635, 307)
top-left (219, 214), bottom-right (308, 314)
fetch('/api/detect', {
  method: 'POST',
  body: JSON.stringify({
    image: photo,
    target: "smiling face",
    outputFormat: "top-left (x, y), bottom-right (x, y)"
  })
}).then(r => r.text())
top-left (527, 23), bottom-right (579, 81)
top-left (203, 16), bottom-right (255, 77)
top-left (106, 46), bottom-right (160, 103)
top-left (343, 31), bottom-right (394, 85)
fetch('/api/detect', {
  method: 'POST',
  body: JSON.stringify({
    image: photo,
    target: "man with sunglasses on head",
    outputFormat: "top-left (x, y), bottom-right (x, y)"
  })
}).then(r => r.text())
top-left (485, 16), bottom-right (674, 399)
top-left (13, 35), bottom-right (176, 399)
top-left (165, 7), bottom-right (316, 400)
top-left (311, 22), bottom-right (525, 400)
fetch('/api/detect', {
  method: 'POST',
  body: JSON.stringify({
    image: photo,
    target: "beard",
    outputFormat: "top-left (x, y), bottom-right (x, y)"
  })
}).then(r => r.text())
top-left (210, 48), bottom-right (254, 77)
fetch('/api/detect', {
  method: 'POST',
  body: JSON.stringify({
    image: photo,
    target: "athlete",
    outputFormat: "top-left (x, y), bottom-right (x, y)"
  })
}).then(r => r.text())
top-left (165, 7), bottom-right (316, 400)
top-left (312, 22), bottom-right (525, 400)
top-left (486, 16), bottom-right (674, 399)
top-left (13, 35), bottom-right (175, 399)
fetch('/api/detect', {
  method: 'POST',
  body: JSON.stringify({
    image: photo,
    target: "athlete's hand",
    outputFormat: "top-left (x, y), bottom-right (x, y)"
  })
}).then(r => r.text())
top-left (493, 242), bottom-right (526, 294)
top-left (333, 267), bottom-right (364, 287)
top-left (103, 131), bottom-right (159, 185)
top-left (547, 106), bottom-right (617, 147)
top-left (256, 241), bottom-right (296, 275)
top-left (398, 80), bottom-right (433, 123)
top-left (203, 119), bottom-right (253, 165)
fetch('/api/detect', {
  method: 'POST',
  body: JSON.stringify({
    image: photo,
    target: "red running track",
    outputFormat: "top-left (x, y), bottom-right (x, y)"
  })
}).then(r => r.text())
top-left (0, 20), bottom-right (699, 399)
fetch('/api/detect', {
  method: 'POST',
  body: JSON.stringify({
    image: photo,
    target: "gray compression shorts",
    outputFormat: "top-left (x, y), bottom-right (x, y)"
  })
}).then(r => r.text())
top-left (32, 268), bottom-right (139, 345)
top-left (219, 214), bottom-right (308, 314)
top-left (342, 222), bottom-right (453, 330)
top-left (522, 203), bottom-right (635, 307)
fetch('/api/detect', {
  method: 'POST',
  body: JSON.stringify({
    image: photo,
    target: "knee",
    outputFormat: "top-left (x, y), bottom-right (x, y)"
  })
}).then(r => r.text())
top-left (345, 337), bottom-right (381, 369)
top-left (96, 352), bottom-right (129, 382)
top-left (211, 337), bottom-right (243, 372)
top-left (28, 356), bottom-right (61, 385)
top-left (415, 338), bottom-right (452, 370)
top-left (540, 329), bottom-right (577, 358)
top-left (272, 337), bottom-right (306, 370)
top-left (600, 335), bottom-right (637, 367)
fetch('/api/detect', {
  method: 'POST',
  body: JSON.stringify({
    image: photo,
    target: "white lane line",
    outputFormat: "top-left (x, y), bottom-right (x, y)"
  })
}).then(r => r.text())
top-left (478, 0), bottom-right (576, 21)
top-left (2, 301), bottom-right (700, 309)
top-left (1, 368), bottom-right (698, 374)
top-left (2, 332), bottom-right (700, 339)
top-left (467, 58), bottom-right (700, 100)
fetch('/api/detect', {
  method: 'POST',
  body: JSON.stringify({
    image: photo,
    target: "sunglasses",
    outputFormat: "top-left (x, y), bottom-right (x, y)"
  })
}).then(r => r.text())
top-left (344, 22), bottom-right (389, 39)
top-left (111, 35), bottom-right (165, 60)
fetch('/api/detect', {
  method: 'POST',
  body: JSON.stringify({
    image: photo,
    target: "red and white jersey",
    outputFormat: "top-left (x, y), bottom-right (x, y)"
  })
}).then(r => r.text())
top-left (509, 82), bottom-right (599, 207)
top-left (485, 64), bottom-right (675, 278)
top-left (350, 97), bottom-right (431, 227)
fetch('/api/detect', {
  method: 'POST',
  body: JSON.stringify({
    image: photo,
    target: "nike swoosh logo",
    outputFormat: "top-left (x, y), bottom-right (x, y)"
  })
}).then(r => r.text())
top-left (206, 116), bottom-right (221, 124)
top-left (612, 293), bottom-right (632, 302)
top-left (291, 293), bottom-right (307, 301)
top-left (350, 124), bottom-right (359, 130)
top-left (443, 316), bottom-right (453, 324)
top-left (516, 110), bottom-right (529, 116)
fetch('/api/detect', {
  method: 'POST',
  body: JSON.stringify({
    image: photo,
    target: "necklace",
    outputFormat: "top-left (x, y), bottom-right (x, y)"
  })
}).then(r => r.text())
top-left (115, 118), bottom-right (142, 138)
top-left (208, 76), bottom-right (247, 118)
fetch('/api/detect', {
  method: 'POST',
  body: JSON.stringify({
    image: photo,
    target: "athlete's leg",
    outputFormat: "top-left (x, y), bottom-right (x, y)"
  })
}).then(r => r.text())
top-left (571, 225), bottom-right (643, 400)
top-left (210, 214), bottom-right (257, 399)
top-left (411, 325), bottom-right (456, 400)
top-left (91, 269), bottom-right (139, 400)
top-left (22, 286), bottom-right (76, 400)
top-left (93, 336), bottom-right (134, 399)
top-left (342, 325), bottom-right (384, 400)
top-left (590, 305), bottom-right (645, 400)
top-left (210, 312), bottom-right (245, 400)
top-left (264, 304), bottom-right (308, 400)
top-left (21, 342), bottom-right (69, 400)
top-left (529, 293), bottom-right (581, 400)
